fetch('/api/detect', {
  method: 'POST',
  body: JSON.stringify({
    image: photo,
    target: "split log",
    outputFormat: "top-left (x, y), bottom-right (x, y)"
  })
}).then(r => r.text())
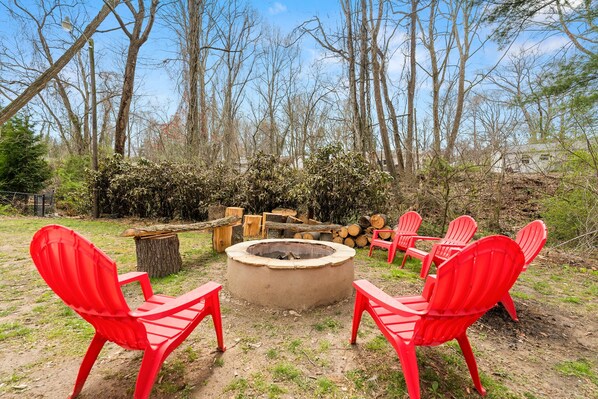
top-left (213, 226), bottom-right (233, 253)
top-left (232, 224), bottom-right (243, 245)
top-left (365, 226), bottom-right (374, 235)
top-left (208, 204), bottom-right (226, 220)
top-left (355, 235), bottom-right (368, 248)
top-left (366, 233), bottom-right (373, 243)
top-left (319, 232), bottom-right (333, 242)
top-left (358, 215), bottom-right (371, 229)
top-left (379, 226), bottom-right (392, 240)
top-left (347, 224), bottom-right (362, 237)
top-left (343, 237), bottom-right (356, 248)
top-left (225, 207), bottom-right (244, 223)
top-left (370, 214), bottom-right (388, 229)
top-left (283, 215), bottom-right (303, 238)
top-left (303, 232), bottom-right (321, 240)
top-left (135, 234), bottom-right (182, 278)
top-left (121, 216), bottom-right (240, 238)
top-left (338, 226), bottom-right (349, 238)
top-left (262, 212), bottom-right (288, 237)
top-left (264, 221), bottom-right (342, 233)
top-left (272, 208), bottom-right (297, 217)
top-left (332, 236), bottom-right (344, 244)
top-left (243, 215), bottom-right (262, 237)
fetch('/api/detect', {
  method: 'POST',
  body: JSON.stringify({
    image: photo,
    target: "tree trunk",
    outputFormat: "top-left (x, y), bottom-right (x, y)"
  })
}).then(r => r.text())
top-left (135, 234), bottom-right (182, 278)
top-left (114, 43), bottom-right (141, 155)
top-left (0, 1), bottom-right (121, 126)
top-left (406, 0), bottom-right (418, 173)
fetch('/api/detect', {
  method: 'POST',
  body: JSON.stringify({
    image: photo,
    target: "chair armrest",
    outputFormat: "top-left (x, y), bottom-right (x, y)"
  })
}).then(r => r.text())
top-left (131, 281), bottom-right (222, 320)
top-left (422, 275), bottom-right (437, 300)
top-left (118, 272), bottom-right (153, 300)
top-left (412, 236), bottom-right (441, 242)
top-left (353, 279), bottom-right (426, 316)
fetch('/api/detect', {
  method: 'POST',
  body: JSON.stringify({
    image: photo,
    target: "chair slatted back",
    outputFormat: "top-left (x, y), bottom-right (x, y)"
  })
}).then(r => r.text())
top-left (435, 215), bottom-right (478, 259)
top-left (30, 225), bottom-right (149, 350)
top-left (515, 220), bottom-right (547, 270)
top-left (396, 211), bottom-right (422, 235)
top-left (413, 236), bottom-right (524, 346)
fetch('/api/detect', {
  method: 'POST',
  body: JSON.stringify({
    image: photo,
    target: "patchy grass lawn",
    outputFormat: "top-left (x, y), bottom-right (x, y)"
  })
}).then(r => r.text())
top-left (0, 216), bottom-right (596, 398)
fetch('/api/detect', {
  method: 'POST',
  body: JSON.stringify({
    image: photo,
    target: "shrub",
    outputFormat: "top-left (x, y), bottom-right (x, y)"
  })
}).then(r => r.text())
top-left (240, 152), bottom-right (306, 214)
top-left (0, 115), bottom-right (51, 193)
top-left (54, 155), bottom-right (90, 215)
top-left (305, 144), bottom-right (392, 224)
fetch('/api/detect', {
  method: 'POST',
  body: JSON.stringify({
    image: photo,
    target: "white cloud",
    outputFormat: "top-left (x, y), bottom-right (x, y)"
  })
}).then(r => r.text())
top-left (268, 2), bottom-right (287, 15)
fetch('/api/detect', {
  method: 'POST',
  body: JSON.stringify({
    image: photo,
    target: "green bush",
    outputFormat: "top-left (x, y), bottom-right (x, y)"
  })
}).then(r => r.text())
top-left (54, 155), bottom-right (90, 215)
top-left (240, 152), bottom-right (306, 214)
top-left (305, 144), bottom-right (392, 224)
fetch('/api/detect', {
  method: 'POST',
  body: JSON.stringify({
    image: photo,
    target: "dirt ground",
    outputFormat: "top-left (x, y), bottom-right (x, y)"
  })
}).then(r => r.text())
top-left (0, 217), bottom-right (596, 399)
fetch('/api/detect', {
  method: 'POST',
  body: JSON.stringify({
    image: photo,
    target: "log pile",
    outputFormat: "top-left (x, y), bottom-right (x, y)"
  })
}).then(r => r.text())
top-left (262, 210), bottom-right (395, 250)
top-left (335, 213), bottom-right (394, 249)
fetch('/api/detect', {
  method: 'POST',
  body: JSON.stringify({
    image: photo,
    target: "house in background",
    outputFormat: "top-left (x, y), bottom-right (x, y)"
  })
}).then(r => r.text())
top-left (492, 141), bottom-right (586, 174)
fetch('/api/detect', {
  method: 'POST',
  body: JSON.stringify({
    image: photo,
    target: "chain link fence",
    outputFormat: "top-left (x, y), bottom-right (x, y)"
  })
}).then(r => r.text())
top-left (0, 190), bottom-right (54, 216)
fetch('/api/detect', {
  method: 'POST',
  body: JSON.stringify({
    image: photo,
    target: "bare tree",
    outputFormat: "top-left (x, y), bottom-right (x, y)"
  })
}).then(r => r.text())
top-left (111, 0), bottom-right (158, 156)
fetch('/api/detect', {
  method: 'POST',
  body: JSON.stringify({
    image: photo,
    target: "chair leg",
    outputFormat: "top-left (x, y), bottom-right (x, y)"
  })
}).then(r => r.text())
top-left (69, 333), bottom-right (107, 398)
top-left (350, 292), bottom-right (368, 344)
top-left (500, 292), bottom-right (519, 322)
top-left (368, 244), bottom-right (374, 257)
top-left (400, 253), bottom-right (409, 269)
top-left (387, 243), bottom-right (397, 264)
top-left (396, 342), bottom-right (421, 399)
top-left (210, 294), bottom-right (226, 352)
top-left (134, 348), bottom-right (166, 399)
top-left (456, 333), bottom-right (487, 396)
top-left (419, 255), bottom-right (432, 279)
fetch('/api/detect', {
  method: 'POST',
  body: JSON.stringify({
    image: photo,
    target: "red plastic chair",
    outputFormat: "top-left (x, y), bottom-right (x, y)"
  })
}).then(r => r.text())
top-left (500, 220), bottom-right (547, 321)
top-left (368, 211), bottom-right (423, 263)
top-left (400, 215), bottom-right (478, 278)
top-left (351, 235), bottom-right (525, 399)
top-left (29, 225), bottom-right (225, 399)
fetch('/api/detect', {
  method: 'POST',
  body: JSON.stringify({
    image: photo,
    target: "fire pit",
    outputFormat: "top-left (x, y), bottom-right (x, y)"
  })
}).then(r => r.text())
top-left (225, 239), bottom-right (355, 310)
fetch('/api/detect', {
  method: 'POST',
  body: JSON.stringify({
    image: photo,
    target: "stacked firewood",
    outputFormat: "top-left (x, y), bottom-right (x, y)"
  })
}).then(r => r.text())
top-left (333, 213), bottom-right (394, 248)
top-left (262, 209), bottom-right (394, 249)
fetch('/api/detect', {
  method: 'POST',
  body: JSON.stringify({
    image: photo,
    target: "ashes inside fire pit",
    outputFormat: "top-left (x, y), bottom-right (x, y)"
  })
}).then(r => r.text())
top-left (226, 239), bottom-right (355, 310)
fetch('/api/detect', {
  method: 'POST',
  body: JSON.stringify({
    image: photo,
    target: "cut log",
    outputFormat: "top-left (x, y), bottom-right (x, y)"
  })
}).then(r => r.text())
top-left (135, 234), bottom-right (182, 278)
top-left (370, 214), bottom-right (388, 229)
top-left (358, 215), bottom-right (371, 229)
top-left (347, 224), bottom-right (362, 237)
top-left (121, 216), bottom-right (240, 238)
top-left (338, 226), bottom-right (349, 238)
top-left (262, 212), bottom-right (288, 237)
top-left (355, 235), bottom-right (368, 248)
top-left (303, 232), bottom-right (321, 240)
top-left (243, 215), bottom-right (262, 237)
top-left (332, 236), bottom-right (344, 244)
top-left (307, 218), bottom-right (322, 225)
top-left (283, 215), bottom-right (303, 238)
top-left (225, 207), bottom-right (244, 223)
top-left (379, 226), bottom-right (392, 240)
top-left (319, 232), bottom-right (333, 242)
top-left (208, 204), bottom-right (226, 221)
top-left (213, 226), bottom-right (233, 253)
top-left (293, 233), bottom-right (303, 239)
top-left (272, 208), bottom-right (297, 217)
top-left (343, 237), bottom-right (356, 248)
top-left (232, 224), bottom-right (243, 245)
top-left (267, 229), bottom-right (283, 238)
top-left (265, 221), bottom-right (342, 233)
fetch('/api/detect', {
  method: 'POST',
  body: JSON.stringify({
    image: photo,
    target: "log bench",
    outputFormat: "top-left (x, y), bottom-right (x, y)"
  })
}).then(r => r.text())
top-left (121, 215), bottom-right (240, 277)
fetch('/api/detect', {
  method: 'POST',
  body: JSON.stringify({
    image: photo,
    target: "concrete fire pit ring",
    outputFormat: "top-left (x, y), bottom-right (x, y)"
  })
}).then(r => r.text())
top-left (225, 239), bottom-right (355, 310)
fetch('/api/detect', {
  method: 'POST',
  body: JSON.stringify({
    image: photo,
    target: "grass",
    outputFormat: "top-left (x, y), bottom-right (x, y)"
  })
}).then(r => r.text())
top-left (1, 216), bottom-right (597, 398)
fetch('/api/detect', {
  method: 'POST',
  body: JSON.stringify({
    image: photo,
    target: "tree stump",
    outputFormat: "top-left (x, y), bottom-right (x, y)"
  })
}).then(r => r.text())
top-left (135, 235), bottom-right (182, 278)
top-left (213, 226), bottom-right (233, 253)
top-left (225, 207), bottom-right (244, 221)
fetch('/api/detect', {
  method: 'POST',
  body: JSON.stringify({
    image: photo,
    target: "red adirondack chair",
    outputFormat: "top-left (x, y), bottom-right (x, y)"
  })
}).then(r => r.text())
top-left (351, 235), bottom-right (525, 398)
top-left (368, 211), bottom-right (423, 263)
top-left (400, 215), bottom-right (478, 278)
top-left (500, 220), bottom-right (547, 321)
top-left (30, 225), bottom-right (225, 399)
